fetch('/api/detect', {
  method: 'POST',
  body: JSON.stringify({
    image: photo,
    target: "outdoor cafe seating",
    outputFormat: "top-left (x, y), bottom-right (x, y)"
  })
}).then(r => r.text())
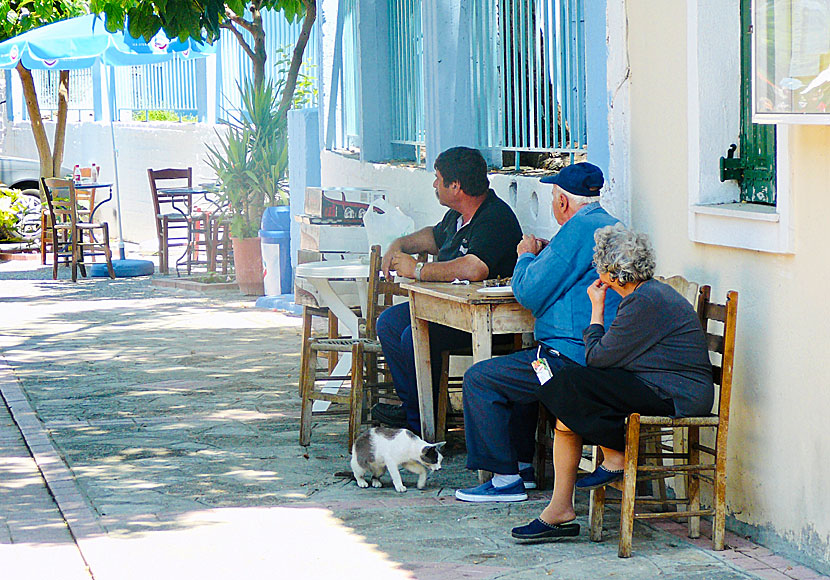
top-left (147, 167), bottom-right (212, 275)
top-left (41, 177), bottom-right (115, 281)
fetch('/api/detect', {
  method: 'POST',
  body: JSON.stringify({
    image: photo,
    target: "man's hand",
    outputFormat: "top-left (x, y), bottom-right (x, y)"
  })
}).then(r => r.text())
top-left (517, 234), bottom-right (545, 257)
top-left (388, 251), bottom-right (418, 279)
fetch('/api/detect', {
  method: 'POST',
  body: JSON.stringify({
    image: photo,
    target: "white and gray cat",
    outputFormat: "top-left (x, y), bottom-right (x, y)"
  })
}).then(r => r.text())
top-left (350, 427), bottom-right (446, 492)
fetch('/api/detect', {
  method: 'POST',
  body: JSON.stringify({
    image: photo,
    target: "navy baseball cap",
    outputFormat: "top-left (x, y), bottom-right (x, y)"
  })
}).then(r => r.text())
top-left (540, 162), bottom-right (604, 197)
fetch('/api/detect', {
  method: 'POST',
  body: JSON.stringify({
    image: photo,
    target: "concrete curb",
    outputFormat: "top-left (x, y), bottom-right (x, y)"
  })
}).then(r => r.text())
top-left (0, 355), bottom-right (103, 574)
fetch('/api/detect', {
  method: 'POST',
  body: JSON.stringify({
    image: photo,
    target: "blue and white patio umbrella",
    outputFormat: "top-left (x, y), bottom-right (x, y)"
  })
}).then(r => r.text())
top-left (0, 14), bottom-right (215, 274)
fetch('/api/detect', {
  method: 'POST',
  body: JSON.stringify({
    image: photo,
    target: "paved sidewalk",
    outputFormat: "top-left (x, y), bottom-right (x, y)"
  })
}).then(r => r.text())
top-left (0, 258), bottom-right (827, 580)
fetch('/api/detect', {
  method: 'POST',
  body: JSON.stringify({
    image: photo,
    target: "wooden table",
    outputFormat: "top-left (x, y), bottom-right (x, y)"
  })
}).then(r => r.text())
top-left (400, 281), bottom-right (535, 443)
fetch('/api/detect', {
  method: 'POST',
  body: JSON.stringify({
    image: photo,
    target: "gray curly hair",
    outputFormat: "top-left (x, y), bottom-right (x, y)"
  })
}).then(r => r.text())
top-left (592, 224), bottom-right (655, 284)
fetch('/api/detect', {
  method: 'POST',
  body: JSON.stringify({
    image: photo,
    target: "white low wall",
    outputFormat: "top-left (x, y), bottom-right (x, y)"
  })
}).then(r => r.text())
top-left (320, 150), bottom-right (622, 242)
top-left (1, 121), bottom-right (225, 245)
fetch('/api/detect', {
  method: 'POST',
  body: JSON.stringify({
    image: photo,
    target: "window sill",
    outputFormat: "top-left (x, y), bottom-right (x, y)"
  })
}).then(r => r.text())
top-left (689, 202), bottom-right (793, 254)
top-left (692, 203), bottom-right (779, 222)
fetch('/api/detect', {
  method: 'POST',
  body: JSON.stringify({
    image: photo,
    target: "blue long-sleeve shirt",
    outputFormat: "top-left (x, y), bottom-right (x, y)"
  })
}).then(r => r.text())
top-left (511, 202), bottom-right (621, 364)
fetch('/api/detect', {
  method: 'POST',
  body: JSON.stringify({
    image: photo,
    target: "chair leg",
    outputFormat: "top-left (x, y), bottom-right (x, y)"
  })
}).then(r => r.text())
top-left (299, 341), bottom-right (316, 447)
top-left (51, 229), bottom-right (59, 280)
top-left (687, 426), bottom-right (701, 539)
top-left (712, 426), bottom-right (728, 550)
top-left (160, 222), bottom-right (169, 274)
top-left (618, 414), bottom-right (641, 558)
top-left (41, 213), bottom-right (48, 265)
top-left (299, 307), bottom-right (314, 397)
top-left (436, 351), bottom-right (450, 442)
top-left (589, 486), bottom-right (606, 542)
top-left (348, 342), bottom-right (365, 450)
top-left (327, 311), bottom-right (339, 372)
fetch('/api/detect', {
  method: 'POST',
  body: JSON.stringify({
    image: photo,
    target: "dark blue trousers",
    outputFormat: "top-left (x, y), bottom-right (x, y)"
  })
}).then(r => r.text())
top-left (463, 347), bottom-right (574, 474)
top-left (376, 302), bottom-right (471, 434)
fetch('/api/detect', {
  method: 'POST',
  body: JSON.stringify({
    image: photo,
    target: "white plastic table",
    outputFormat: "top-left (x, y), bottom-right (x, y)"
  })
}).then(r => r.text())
top-left (295, 259), bottom-right (370, 411)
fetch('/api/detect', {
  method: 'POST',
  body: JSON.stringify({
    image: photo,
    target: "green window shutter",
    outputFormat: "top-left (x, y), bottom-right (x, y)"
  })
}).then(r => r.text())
top-left (720, 0), bottom-right (776, 205)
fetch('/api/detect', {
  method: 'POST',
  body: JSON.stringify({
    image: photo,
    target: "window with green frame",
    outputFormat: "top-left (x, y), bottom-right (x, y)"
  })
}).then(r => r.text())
top-left (720, 0), bottom-right (777, 205)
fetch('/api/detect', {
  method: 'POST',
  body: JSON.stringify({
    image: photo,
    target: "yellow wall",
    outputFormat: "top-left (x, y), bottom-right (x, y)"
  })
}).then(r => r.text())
top-left (627, 0), bottom-right (830, 562)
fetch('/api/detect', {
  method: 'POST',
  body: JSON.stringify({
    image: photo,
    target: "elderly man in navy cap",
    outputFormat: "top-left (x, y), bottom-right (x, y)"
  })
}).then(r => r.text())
top-left (456, 162), bottom-right (622, 503)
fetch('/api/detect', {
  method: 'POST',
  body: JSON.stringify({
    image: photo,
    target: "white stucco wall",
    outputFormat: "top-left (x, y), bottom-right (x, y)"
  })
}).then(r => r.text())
top-left (618, 0), bottom-right (830, 568)
top-left (1, 121), bottom-right (224, 244)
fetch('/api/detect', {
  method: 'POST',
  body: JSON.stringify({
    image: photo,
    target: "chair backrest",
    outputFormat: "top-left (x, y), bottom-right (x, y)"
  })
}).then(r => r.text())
top-left (147, 167), bottom-right (194, 226)
top-left (655, 275), bottom-right (700, 309)
top-left (42, 177), bottom-right (79, 229)
top-left (695, 286), bottom-right (738, 420)
top-left (364, 244), bottom-right (408, 340)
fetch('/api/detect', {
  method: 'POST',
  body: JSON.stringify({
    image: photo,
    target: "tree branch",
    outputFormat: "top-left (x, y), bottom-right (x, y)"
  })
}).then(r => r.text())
top-left (224, 7), bottom-right (256, 35)
top-left (277, 0), bottom-right (317, 118)
top-left (220, 20), bottom-right (256, 63)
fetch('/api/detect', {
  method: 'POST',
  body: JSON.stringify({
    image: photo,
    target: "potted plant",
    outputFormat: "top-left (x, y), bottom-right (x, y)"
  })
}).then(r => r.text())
top-left (207, 79), bottom-right (289, 295)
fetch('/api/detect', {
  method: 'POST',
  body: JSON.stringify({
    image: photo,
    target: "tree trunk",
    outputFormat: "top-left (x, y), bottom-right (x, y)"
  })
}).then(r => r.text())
top-left (52, 70), bottom-right (70, 177)
top-left (277, 0), bottom-right (317, 118)
top-left (16, 63), bottom-right (54, 178)
top-left (251, 7), bottom-right (266, 89)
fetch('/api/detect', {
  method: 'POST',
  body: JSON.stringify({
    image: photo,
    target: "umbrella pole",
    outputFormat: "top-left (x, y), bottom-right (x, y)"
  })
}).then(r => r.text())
top-left (105, 64), bottom-right (126, 260)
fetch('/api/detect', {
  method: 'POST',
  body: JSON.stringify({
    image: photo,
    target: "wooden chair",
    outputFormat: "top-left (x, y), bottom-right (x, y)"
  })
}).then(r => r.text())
top-left (42, 178), bottom-right (115, 281)
top-left (147, 168), bottom-right (210, 275)
top-left (299, 245), bottom-right (404, 449)
top-left (589, 285), bottom-right (738, 558)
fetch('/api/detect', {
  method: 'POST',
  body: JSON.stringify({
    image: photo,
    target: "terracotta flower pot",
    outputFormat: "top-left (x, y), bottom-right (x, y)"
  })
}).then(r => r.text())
top-left (231, 236), bottom-right (265, 296)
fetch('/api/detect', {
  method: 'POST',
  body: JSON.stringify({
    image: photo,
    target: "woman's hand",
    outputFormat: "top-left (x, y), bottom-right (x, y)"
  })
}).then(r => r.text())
top-left (587, 279), bottom-right (608, 325)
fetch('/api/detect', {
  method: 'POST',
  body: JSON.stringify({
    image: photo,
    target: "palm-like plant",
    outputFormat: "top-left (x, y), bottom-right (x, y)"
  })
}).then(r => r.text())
top-left (206, 79), bottom-right (289, 238)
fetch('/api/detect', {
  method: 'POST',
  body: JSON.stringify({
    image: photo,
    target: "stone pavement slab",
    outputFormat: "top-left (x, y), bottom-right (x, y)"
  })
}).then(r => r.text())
top-left (0, 259), bottom-right (826, 579)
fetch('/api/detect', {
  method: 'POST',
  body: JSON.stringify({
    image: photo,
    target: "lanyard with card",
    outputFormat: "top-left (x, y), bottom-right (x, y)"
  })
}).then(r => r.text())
top-left (532, 345), bottom-right (553, 384)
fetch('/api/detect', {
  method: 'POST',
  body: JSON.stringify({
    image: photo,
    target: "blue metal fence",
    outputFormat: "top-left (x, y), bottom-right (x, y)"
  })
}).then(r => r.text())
top-left (114, 60), bottom-right (200, 120)
top-left (499, 0), bottom-right (587, 155)
top-left (389, 0), bottom-right (425, 146)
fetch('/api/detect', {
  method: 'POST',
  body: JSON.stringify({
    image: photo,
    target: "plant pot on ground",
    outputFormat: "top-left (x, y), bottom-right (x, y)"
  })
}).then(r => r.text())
top-left (206, 79), bottom-right (289, 296)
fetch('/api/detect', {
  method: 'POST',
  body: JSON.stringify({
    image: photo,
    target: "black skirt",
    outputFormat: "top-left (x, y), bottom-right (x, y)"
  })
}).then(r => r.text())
top-left (536, 366), bottom-right (674, 451)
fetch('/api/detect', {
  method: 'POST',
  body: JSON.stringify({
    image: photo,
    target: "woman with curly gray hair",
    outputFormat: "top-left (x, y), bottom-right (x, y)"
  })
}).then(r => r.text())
top-left (511, 224), bottom-right (714, 542)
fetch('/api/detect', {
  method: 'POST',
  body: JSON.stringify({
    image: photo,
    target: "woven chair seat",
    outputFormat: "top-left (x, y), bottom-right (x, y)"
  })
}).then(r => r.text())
top-left (310, 337), bottom-right (383, 353)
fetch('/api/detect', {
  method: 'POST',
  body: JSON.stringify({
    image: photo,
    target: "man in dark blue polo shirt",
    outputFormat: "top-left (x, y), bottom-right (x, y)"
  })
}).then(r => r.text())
top-left (373, 147), bottom-right (523, 434)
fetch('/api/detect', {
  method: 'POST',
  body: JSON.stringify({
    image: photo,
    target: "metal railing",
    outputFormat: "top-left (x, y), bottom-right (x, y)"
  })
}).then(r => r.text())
top-left (389, 0), bottom-right (425, 146)
top-left (114, 60), bottom-right (199, 120)
top-left (499, 0), bottom-right (587, 156)
top-left (31, 69), bottom-right (95, 121)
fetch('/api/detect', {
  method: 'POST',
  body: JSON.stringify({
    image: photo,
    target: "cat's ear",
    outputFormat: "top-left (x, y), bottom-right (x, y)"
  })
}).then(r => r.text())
top-left (433, 441), bottom-right (447, 450)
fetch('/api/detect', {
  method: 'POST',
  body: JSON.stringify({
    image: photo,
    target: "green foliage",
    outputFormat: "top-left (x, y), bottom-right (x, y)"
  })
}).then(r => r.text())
top-left (0, 0), bottom-right (86, 41)
top-left (90, 0), bottom-right (308, 44)
top-left (272, 45), bottom-right (317, 108)
top-left (131, 110), bottom-right (198, 122)
top-left (206, 79), bottom-right (289, 239)
top-left (0, 187), bottom-right (24, 242)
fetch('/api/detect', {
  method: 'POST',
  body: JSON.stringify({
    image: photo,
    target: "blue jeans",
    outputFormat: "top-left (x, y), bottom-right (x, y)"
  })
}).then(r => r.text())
top-left (376, 302), bottom-right (471, 434)
top-left (463, 347), bottom-right (575, 474)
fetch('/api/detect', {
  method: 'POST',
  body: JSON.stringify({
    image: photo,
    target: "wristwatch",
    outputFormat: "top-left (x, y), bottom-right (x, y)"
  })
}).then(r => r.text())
top-left (414, 262), bottom-right (425, 281)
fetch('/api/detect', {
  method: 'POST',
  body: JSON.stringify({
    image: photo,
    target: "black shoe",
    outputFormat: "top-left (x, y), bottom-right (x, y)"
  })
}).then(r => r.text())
top-left (371, 403), bottom-right (408, 428)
